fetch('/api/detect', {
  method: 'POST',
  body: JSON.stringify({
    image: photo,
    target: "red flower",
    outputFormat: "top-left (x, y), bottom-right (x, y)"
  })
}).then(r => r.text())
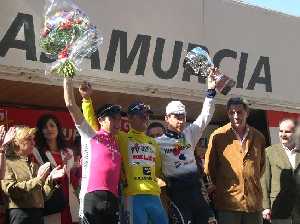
top-left (59, 21), bottom-right (73, 30)
top-left (74, 19), bottom-right (82, 24)
top-left (58, 47), bottom-right (69, 59)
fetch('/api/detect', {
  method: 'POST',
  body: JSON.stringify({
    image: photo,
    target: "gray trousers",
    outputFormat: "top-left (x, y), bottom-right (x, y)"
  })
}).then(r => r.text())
top-left (271, 219), bottom-right (292, 224)
top-left (272, 218), bottom-right (300, 224)
top-left (218, 210), bottom-right (263, 224)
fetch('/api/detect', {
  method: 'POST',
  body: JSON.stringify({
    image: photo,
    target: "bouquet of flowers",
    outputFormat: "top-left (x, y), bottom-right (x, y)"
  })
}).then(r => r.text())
top-left (40, 0), bottom-right (103, 78)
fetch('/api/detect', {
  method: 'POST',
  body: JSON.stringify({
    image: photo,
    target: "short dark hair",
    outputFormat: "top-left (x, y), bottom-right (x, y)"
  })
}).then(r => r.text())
top-left (226, 97), bottom-right (249, 111)
top-left (146, 122), bottom-right (165, 135)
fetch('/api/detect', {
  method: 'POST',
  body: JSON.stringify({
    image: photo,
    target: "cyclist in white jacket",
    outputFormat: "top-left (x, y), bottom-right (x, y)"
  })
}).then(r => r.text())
top-left (156, 72), bottom-right (217, 224)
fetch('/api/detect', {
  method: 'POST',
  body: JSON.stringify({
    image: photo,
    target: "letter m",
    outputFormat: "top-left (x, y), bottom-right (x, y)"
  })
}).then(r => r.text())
top-left (105, 30), bottom-right (151, 75)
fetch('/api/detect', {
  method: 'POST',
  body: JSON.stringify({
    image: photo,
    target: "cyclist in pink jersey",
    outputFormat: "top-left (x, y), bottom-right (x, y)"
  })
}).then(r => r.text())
top-left (63, 78), bottom-right (123, 224)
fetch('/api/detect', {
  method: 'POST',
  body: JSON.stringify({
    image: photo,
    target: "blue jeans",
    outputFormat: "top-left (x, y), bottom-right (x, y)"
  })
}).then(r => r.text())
top-left (124, 195), bottom-right (168, 224)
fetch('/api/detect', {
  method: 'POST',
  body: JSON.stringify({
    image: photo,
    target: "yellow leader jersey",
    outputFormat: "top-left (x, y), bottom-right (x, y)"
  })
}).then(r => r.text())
top-left (82, 98), bottom-right (161, 196)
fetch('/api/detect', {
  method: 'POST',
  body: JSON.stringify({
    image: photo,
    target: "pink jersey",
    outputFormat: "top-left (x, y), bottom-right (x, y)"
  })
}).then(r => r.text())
top-left (76, 121), bottom-right (121, 197)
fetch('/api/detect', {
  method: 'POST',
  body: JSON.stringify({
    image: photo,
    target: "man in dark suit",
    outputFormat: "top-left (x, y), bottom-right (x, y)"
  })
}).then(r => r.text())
top-left (261, 118), bottom-right (300, 224)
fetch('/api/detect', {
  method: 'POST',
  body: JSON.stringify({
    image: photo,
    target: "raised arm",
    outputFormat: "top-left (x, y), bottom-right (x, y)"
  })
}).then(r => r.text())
top-left (188, 70), bottom-right (217, 145)
top-left (64, 78), bottom-right (84, 125)
top-left (79, 82), bottom-right (100, 131)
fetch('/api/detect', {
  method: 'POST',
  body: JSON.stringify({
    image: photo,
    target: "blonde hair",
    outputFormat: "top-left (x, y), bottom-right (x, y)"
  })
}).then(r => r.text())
top-left (14, 126), bottom-right (36, 146)
top-left (4, 126), bottom-right (36, 157)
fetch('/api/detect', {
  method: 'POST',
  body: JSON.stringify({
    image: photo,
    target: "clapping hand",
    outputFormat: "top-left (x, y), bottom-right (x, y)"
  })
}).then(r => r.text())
top-left (37, 162), bottom-right (51, 181)
top-left (0, 125), bottom-right (16, 147)
top-left (63, 151), bottom-right (72, 165)
top-left (50, 165), bottom-right (66, 180)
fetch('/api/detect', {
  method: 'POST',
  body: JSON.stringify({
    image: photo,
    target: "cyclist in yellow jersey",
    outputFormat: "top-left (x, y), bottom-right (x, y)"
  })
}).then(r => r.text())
top-left (79, 83), bottom-right (168, 224)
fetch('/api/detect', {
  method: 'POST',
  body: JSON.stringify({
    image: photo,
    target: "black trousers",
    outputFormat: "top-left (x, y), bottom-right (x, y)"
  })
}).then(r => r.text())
top-left (167, 173), bottom-right (214, 224)
top-left (8, 208), bottom-right (43, 224)
top-left (80, 190), bottom-right (119, 224)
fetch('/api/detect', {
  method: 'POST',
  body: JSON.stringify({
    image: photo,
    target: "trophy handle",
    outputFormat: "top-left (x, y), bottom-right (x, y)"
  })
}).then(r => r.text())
top-left (211, 71), bottom-right (236, 95)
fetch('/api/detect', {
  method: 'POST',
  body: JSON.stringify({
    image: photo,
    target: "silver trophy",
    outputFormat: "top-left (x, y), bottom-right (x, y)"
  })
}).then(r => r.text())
top-left (183, 47), bottom-right (236, 95)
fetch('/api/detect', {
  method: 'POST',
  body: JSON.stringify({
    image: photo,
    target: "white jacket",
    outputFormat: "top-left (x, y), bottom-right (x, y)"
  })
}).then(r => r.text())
top-left (156, 97), bottom-right (215, 177)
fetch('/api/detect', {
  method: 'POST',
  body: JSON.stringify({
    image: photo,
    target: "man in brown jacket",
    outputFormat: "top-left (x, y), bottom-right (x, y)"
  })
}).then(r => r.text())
top-left (205, 97), bottom-right (266, 224)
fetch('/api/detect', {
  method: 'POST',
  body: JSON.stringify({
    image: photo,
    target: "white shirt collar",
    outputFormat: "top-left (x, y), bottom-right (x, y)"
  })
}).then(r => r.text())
top-left (232, 126), bottom-right (249, 144)
top-left (282, 144), bottom-right (298, 169)
top-left (282, 144), bottom-right (297, 153)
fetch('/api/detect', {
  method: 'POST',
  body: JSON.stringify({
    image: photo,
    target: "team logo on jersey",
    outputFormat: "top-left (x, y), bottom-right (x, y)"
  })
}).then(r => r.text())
top-left (143, 167), bottom-right (151, 175)
top-left (93, 134), bottom-right (119, 150)
top-left (172, 143), bottom-right (191, 160)
top-left (128, 141), bottom-right (156, 166)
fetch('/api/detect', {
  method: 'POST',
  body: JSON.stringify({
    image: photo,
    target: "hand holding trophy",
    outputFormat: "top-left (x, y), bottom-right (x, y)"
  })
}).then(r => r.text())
top-left (183, 47), bottom-right (236, 95)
